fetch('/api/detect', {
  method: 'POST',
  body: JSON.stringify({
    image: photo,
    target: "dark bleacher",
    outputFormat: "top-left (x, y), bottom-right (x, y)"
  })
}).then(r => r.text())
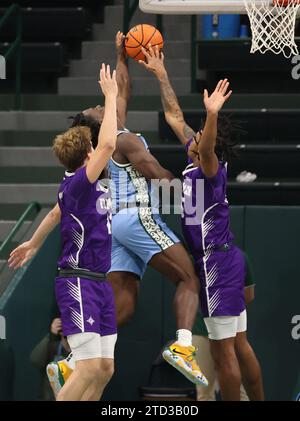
top-left (0, 42), bottom-right (65, 93)
top-left (198, 39), bottom-right (299, 71)
top-left (150, 144), bottom-right (300, 205)
top-left (0, 8), bottom-right (91, 42)
top-left (197, 38), bottom-right (300, 93)
top-left (0, 3), bottom-right (101, 92)
top-left (159, 109), bottom-right (300, 143)
top-left (229, 145), bottom-right (300, 179)
top-left (150, 144), bottom-right (300, 178)
top-left (187, 37), bottom-right (300, 203)
top-left (0, 1), bottom-right (106, 8)
top-left (226, 181), bottom-right (300, 205)
top-left (0, 43), bottom-right (64, 73)
top-left (158, 107), bottom-right (300, 205)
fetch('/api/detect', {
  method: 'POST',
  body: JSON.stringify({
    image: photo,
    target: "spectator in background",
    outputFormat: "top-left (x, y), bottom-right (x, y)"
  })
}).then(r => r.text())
top-left (30, 317), bottom-right (72, 401)
top-left (192, 252), bottom-right (255, 401)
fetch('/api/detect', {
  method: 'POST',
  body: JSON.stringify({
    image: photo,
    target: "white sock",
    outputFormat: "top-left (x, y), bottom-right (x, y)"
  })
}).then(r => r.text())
top-left (176, 329), bottom-right (192, 347)
top-left (64, 353), bottom-right (75, 370)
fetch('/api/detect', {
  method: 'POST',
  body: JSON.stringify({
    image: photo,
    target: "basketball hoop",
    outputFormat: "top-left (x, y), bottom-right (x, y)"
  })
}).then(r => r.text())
top-left (139, 0), bottom-right (300, 58)
top-left (244, 0), bottom-right (300, 58)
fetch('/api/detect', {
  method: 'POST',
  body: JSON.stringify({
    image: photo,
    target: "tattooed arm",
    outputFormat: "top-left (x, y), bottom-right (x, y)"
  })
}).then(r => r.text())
top-left (159, 70), bottom-right (195, 145)
top-left (139, 45), bottom-right (195, 146)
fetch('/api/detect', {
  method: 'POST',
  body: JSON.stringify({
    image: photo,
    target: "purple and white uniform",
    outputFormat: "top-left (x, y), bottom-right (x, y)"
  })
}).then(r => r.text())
top-left (55, 166), bottom-right (116, 337)
top-left (182, 148), bottom-right (246, 319)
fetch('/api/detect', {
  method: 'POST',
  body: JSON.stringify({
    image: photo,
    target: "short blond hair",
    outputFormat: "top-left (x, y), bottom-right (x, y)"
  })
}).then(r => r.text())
top-left (53, 126), bottom-right (92, 171)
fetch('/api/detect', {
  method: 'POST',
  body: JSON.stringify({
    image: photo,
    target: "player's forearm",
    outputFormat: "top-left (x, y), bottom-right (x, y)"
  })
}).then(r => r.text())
top-left (158, 72), bottom-right (184, 122)
top-left (116, 54), bottom-right (130, 101)
top-left (30, 205), bottom-right (60, 248)
top-left (97, 95), bottom-right (117, 150)
top-left (158, 73), bottom-right (195, 144)
top-left (198, 111), bottom-right (218, 156)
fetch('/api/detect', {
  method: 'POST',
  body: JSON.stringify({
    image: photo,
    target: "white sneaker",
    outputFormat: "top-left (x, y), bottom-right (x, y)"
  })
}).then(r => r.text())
top-left (236, 170), bottom-right (257, 183)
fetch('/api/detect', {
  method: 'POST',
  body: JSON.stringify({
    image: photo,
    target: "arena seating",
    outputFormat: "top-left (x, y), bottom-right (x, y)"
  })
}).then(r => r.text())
top-left (159, 109), bottom-right (300, 143)
top-left (158, 107), bottom-right (300, 204)
top-left (0, 1), bottom-right (103, 8)
top-left (0, 3), bottom-right (102, 92)
top-left (0, 42), bottom-right (65, 74)
top-left (197, 39), bottom-right (300, 93)
top-left (151, 144), bottom-right (300, 179)
top-left (0, 8), bottom-right (91, 42)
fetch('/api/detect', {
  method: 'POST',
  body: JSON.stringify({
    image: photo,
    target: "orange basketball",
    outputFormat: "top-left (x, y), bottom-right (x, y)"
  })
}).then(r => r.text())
top-left (125, 24), bottom-right (164, 62)
top-left (274, 0), bottom-right (300, 5)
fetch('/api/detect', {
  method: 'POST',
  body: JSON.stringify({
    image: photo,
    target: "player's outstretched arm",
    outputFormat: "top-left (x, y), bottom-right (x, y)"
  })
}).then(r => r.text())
top-left (198, 79), bottom-right (232, 178)
top-left (8, 203), bottom-right (61, 269)
top-left (116, 31), bottom-right (131, 127)
top-left (117, 133), bottom-right (174, 181)
top-left (138, 45), bottom-right (195, 146)
top-left (86, 64), bottom-right (118, 183)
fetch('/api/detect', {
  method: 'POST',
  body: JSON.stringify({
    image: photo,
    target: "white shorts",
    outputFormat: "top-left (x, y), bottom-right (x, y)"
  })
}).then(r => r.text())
top-left (67, 332), bottom-right (117, 361)
top-left (204, 310), bottom-right (247, 340)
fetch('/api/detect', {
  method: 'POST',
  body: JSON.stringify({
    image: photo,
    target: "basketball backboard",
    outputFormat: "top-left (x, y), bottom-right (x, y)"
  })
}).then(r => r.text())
top-left (139, 0), bottom-right (256, 14)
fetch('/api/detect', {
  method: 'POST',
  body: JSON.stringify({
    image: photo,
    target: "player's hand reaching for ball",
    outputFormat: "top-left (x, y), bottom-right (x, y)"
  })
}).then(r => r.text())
top-left (204, 79), bottom-right (232, 115)
top-left (138, 44), bottom-right (167, 80)
top-left (115, 30), bottom-right (126, 58)
top-left (99, 63), bottom-right (118, 98)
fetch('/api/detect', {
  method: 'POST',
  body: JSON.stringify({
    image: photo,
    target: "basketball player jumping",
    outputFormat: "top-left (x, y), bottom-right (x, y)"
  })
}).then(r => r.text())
top-left (140, 45), bottom-right (264, 401)
top-left (28, 64), bottom-right (117, 401)
top-left (9, 32), bottom-right (208, 392)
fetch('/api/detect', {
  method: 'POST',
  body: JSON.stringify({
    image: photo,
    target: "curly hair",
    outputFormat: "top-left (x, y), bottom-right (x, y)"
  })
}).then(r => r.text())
top-left (53, 126), bottom-right (92, 172)
top-left (215, 115), bottom-right (243, 164)
top-left (199, 114), bottom-right (244, 164)
top-left (68, 113), bottom-right (100, 149)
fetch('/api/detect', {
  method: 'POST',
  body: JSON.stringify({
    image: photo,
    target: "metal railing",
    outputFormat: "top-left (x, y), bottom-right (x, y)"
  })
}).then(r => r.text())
top-left (0, 202), bottom-right (41, 260)
top-left (0, 4), bottom-right (22, 109)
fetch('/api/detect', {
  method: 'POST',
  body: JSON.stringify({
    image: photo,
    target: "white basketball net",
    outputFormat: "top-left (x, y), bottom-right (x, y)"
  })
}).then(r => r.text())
top-left (244, 0), bottom-right (300, 58)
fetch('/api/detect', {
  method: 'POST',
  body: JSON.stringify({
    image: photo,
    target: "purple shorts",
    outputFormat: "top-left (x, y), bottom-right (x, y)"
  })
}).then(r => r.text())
top-left (196, 245), bottom-right (246, 318)
top-left (55, 276), bottom-right (117, 337)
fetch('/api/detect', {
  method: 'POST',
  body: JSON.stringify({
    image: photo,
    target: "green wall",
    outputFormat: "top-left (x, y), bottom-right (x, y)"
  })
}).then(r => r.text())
top-left (0, 227), bottom-right (60, 400)
top-left (244, 207), bottom-right (300, 401)
top-left (0, 207), bottom-right (299, 401)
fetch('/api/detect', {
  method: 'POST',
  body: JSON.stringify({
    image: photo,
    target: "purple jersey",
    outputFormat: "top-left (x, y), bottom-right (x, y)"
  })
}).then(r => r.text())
top-left (181, 157), bottom-right (233, 261)
top-left (57, 167), bottom-right (112, 273)
top-left (181, 147), bottom-right (245, 318)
